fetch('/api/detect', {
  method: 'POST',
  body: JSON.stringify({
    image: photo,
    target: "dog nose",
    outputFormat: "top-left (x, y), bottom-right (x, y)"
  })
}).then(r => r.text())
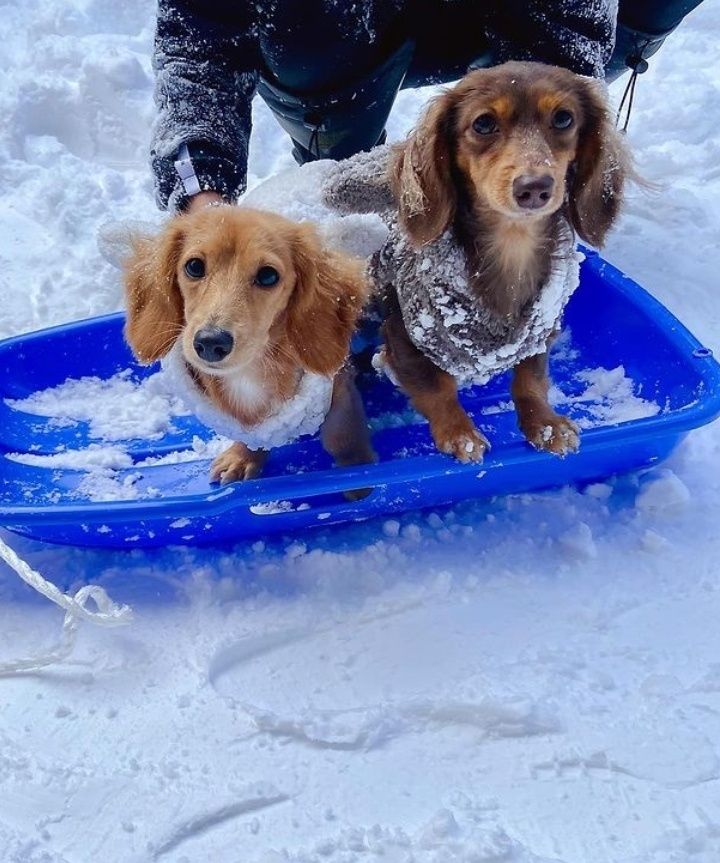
top-left (513, 174), bottom-right (555, 210)
top-left (193, 327), bottom-right (234, 363)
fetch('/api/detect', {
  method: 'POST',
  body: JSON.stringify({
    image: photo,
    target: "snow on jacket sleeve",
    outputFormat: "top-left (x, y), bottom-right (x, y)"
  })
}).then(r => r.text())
top-left (486, 0), bottom-right (616, 78)
top-left (151, 1), bottom-right (259, 211)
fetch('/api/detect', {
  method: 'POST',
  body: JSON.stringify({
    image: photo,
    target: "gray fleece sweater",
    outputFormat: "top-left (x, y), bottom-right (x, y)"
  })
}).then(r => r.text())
top-left (322, 146), bottom-right (581, 386)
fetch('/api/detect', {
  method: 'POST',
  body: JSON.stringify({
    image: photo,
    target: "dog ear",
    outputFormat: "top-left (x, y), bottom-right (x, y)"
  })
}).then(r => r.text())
top-left (123, 222), bottom-right (185, 364)
top-left (391, 92), bottom-right (457, 247)
top-left (567, 80), bottom-right (630, 247)
top-left (286, 225), bottom-right (368, 375)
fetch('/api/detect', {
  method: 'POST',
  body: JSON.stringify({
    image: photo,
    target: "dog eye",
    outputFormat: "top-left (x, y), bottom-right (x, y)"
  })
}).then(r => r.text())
top-left (184, 257), bottom-right (205, 279)
top-left (552, 110), bottom-right (574, 130)
top-left (472, 114), bottom-right (498, 135)
top-left (255, 266), bottom-right (280, 288)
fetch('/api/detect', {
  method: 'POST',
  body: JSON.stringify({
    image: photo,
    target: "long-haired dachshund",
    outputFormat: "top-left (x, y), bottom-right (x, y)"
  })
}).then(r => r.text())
top-left (324, 61), bottom-right (629, 462)
top-left (123, 207), bottom-right (375, 486)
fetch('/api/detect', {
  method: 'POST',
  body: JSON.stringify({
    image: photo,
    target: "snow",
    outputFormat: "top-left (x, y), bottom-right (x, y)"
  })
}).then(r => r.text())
top-left (7, 369), bottom-right (188, 442)
top-left (635, 470), bottom-right (692, 516)
top-left (8, 444), bottom-right (133, 471)
top-left (2, 2), bottom-right (720, 862)
top-left (6, 360), bottom-right (658, 502)
top-left (553, 365), bottom-right (661, 427)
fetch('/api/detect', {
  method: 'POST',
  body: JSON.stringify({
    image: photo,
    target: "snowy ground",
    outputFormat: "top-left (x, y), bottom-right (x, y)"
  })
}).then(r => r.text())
top-left (2, 2), bottom-right (720, 861)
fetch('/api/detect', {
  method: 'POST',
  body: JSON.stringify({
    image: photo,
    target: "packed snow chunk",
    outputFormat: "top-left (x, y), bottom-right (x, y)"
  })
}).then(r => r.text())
top-left (584, 482), bottom-right (613, 500)
top-left (636, 469), bottom-right (691, 515)
top-left (242, 695), bottom-right (560, 753)
top-left (8, 444), bottom-right (132, 470)
top-left (401, 522), bottom-right (422, 542)
top-left (640, 528), bottom-right (670, 553)
top-left (75, 470), bottom-right (161, 503)
top-left (136, 435), bottom-right (231, 467)
top-left (554, 365), bottom-right (661, 428)
top-left (7, 369), bottom-right (188, 441)
top-left (557, 521), bottom-right (598, 559)
top-left (250, 500), bottom-right (307, 515)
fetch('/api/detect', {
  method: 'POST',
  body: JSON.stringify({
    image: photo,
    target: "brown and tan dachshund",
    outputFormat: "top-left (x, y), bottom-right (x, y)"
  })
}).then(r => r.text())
top-left (385, 61), bottom-right (629, 460)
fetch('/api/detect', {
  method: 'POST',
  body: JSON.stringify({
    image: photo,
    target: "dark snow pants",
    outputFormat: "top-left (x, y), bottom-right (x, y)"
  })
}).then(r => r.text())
top-left (152, 0), bottom-right (706, 209)
top-left (263, 0), bottom-right (705, 165)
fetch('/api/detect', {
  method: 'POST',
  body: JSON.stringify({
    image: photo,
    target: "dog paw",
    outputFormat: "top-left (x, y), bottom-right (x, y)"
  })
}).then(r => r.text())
top-left (526, 414), bottom-right (580, 457)
top-left (334, 448), bottom-right (377, 502)
top-left (433, 423), bottom-right (491, 464)
top-left (210, 445), bottom-right (266, 484)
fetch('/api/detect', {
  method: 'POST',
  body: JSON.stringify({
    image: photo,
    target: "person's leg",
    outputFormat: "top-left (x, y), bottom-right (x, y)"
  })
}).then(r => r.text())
top-left (255, 0), bottom-right (491, 163)
top-left (257, 0), bottom-right (703, 164)
top-left (256, 1), bottom-right (413, 163)
top-left (402, 0), bottom-right (492, 89)
top-left (257, 39), bottom-right (412, 164)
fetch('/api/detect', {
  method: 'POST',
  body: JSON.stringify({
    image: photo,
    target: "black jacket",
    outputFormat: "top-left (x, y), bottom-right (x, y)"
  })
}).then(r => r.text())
top-left (150, 1), bottom-right (623, 210)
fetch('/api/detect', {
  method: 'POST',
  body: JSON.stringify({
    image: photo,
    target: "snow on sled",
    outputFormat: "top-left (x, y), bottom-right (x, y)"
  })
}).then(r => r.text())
top-left (0, 250), bottom-right (719, 550)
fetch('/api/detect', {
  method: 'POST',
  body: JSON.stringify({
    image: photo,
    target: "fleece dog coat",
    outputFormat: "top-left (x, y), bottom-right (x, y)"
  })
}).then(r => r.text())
top-left (322, 146), bottom-right (581, 386)
top-left (162, 342), bottom-right (334, 450)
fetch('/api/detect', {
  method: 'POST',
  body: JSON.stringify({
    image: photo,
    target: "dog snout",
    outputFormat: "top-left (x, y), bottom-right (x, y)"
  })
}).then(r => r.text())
top-left (193, 327), bottom-right (234, 363)
top-left (512, 174), bottom-right (554, 210)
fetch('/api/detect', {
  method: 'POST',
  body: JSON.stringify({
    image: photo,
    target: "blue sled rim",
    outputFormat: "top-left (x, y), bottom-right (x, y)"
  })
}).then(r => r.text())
top-left (0, 250), bottom-right (719, 548)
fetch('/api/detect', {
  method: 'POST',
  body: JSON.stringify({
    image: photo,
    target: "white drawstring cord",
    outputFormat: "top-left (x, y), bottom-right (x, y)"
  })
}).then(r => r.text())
top-left (0, 536), bottom-right (133, 675)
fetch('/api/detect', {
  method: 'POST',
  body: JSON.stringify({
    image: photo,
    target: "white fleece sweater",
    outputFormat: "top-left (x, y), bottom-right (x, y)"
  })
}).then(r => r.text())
top-left (161, 342), bottom-right (334, 450)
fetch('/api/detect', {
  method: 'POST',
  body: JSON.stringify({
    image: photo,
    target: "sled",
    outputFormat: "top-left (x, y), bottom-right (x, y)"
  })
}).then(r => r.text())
top-left (1, 250), bottom-right (719, 549)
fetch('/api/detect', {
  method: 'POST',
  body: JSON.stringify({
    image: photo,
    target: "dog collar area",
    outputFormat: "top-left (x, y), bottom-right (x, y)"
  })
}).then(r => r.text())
top-left (160, 343), bottom-right (335, 450)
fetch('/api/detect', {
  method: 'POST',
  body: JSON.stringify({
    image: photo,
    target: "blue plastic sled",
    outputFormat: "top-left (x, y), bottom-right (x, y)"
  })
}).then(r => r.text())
top-left (1, 250), bottom-right (719, 549)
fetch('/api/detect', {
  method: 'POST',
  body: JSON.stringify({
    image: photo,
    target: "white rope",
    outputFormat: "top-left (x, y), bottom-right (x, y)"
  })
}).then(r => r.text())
top-left (0, 536), bottom-right (133, 676)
